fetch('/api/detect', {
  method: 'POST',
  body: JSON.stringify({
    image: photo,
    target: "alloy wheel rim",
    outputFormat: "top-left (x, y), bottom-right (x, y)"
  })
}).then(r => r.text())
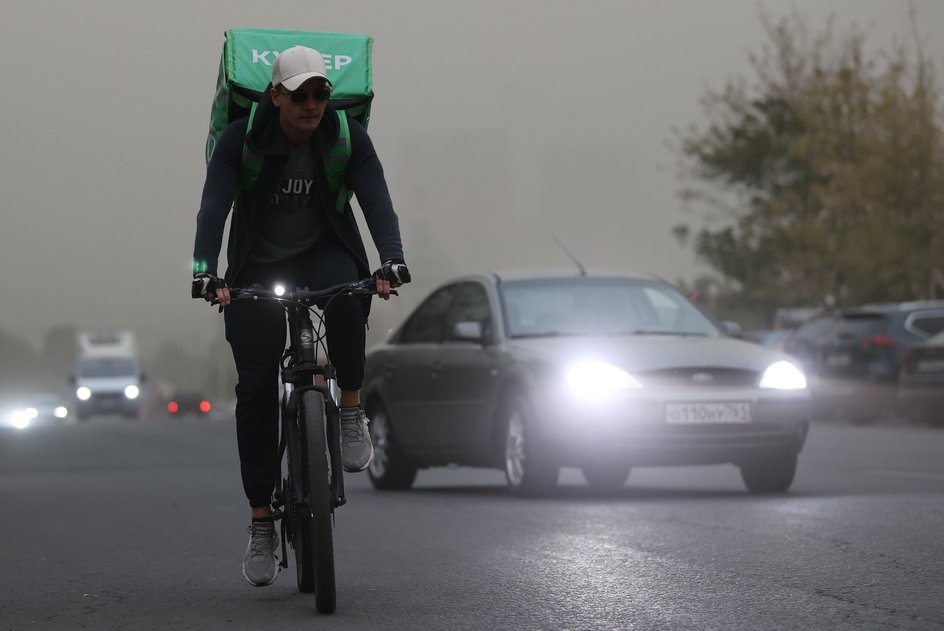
top-left (505, 411), bottom-right (526, 486)
top-left (368, 410), bottom-right (389, 477)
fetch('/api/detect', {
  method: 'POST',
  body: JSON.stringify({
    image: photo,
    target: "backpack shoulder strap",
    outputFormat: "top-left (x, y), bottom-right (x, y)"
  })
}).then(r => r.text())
top-left (239, 102), bottom-right (262, 191)
top-left (240, 105), bottom-right (352, 214)
top-left (324, 110), bottom-right (352, 213)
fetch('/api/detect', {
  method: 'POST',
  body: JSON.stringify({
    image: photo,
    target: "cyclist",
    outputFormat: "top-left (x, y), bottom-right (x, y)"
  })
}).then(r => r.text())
top-left (191, 45), bottom-right (410, 587)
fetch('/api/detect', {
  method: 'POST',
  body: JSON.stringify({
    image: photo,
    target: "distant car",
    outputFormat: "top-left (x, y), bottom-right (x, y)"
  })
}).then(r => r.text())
top-left (1, 393), bottom-right (71, 430)
top-left (897, 330), bottom-right (944, 426)
top-left (362, 272), bottom-right (811, 496)
top-left (812, 301), bottom-right (944, 423)
top-left (165, 389), bottom-right (212, 418)
top-left (744, 329), bottom-right (792, 350)
top-left (782, 312), bottom-right (838, 375)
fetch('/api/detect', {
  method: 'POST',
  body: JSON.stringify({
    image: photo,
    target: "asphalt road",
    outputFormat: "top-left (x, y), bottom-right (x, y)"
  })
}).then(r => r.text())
top-left (1, 416), bottom-right (943, 631)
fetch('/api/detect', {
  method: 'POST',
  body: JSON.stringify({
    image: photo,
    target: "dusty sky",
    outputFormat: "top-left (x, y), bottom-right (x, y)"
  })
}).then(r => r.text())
top-left (2, 0), bottom-right (942, 356)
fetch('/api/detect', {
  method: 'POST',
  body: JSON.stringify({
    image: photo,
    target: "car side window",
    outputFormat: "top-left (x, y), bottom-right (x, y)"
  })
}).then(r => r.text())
top-left (398, 285), bottom-right (456, 344)
top-left (446, 282), bottom-right (493, 342)
top-left (908, 311), bottom-right (944, 338)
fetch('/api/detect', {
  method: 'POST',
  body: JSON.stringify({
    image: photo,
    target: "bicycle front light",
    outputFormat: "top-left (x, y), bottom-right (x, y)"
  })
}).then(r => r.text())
top-left (274, 284), bottom-right (286, 297)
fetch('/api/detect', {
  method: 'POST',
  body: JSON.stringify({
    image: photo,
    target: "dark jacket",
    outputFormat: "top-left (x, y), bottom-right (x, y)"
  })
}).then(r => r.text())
top-left (193, 89), bottom-right (404, 284)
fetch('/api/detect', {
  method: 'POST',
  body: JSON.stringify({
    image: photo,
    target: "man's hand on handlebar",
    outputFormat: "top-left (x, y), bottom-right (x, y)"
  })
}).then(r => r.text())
top-left (373, 260), bottom-right (411, 300)
top-left (192, 273), bottom-right (231, 307)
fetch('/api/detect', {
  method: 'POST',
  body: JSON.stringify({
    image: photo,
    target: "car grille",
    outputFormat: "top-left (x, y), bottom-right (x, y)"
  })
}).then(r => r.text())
top-left (636, 367), bottom-right (760, 388)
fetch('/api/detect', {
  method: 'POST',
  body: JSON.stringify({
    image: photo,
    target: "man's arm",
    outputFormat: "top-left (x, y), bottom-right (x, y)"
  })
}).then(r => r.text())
top-left (192, 118), bottom-right (248, 277)
top-left (345, 118), bottom-right (405, 264)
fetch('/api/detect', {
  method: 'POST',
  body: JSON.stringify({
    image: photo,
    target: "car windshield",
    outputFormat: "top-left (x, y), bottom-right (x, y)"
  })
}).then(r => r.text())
top-left (76, 357), bottom-right (137, 377)
top-left (499, 278), bottom-right (721, 338)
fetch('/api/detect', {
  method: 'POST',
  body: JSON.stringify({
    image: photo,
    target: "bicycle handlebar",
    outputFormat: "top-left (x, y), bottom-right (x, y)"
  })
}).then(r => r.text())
top-left (211, 277), bottom-right (396, 306)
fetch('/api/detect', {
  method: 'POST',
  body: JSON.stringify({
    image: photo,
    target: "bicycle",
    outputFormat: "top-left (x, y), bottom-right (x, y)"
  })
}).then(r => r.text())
top-left (222, 277), bottom-right (393, 614)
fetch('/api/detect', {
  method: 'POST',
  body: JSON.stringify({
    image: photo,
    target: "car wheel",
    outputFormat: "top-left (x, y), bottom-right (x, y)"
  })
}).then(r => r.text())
top-left (739, 449), bottom-right (798, 494)
top-left (366, 403), bottom-right (417, 490)
top-left (582, 462), bottom-right (632, 491)
top-left (501, 395), bottom-right (558, 496)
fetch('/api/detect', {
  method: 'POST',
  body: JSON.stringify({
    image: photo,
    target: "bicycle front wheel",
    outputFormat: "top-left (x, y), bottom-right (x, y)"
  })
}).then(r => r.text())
top-left (295, 389), bottom-right (336, 613)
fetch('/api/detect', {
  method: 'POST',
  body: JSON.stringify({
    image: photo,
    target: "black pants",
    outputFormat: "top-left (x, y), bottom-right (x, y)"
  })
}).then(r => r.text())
top-left (225, 237), bottom-right (366, 508)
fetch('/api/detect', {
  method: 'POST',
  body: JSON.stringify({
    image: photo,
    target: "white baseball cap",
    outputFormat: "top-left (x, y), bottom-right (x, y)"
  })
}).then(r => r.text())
top-left (272, 45), bottom-right (331, 91)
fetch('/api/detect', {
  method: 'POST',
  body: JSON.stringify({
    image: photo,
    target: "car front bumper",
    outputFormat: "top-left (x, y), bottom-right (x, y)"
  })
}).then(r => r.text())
top-left (535, 389), bottom-right (810, 467)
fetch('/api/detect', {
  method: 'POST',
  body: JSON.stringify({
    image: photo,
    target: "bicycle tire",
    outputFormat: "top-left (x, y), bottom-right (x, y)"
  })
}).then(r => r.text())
top-left (295, 389), bottom-right (337, 613)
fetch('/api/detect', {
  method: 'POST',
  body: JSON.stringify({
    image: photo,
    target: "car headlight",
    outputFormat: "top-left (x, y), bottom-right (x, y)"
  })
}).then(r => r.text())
top-left (759, 361), bottom-right (807, 390)
top-left (25, 407), bottom-right (38, 419)
top-left (76, 387), bottom-right (92, 401)
top-left (124, 385), bottom-right (140, 400)
top-left (54, 406), bottom-right (68, 419)
top-left (10, 410), bottom-right (31, 430)
top-left (566, 360), bottom-right (642, 399)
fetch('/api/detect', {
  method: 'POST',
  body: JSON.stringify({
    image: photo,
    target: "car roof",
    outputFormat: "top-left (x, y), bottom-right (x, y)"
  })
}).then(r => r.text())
top-left (485, 269), bottom-right (663, 284)
top-left (849, 300), bottom-right (944, 313)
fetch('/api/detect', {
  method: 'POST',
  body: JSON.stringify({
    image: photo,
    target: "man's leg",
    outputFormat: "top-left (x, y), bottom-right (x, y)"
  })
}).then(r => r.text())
top-left (224, 294), bottom-right (285, 586)
top-left (225, 298), bottom-right (286, 508)
top-left (298, 239), bottom-right (372, 471)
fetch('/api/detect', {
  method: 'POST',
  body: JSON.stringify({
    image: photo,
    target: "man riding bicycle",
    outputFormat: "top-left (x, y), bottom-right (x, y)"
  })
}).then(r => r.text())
top-left (191, 45), bottom-right (410, 587)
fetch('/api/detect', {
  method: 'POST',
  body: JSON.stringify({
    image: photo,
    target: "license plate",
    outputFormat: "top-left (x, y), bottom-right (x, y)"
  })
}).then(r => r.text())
top-left (665, 402), bottom-right (751, 424)
top-left (917, 359), bottom-right (944, 373)
top-left (826, 353), bottom-right (851, 367)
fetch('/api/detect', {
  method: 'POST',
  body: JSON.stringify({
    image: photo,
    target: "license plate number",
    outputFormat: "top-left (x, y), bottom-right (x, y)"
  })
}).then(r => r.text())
top-left (665, 402), bottom-right (751, 424)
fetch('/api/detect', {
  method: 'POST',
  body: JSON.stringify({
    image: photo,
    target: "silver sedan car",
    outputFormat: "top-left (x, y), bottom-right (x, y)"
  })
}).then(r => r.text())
top-left (363, 272), bottom-right (811, 495)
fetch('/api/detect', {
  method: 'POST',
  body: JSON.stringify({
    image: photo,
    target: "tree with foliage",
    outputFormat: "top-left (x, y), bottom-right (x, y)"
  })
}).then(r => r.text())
top-left (673, 7), bottom-right (944, 313)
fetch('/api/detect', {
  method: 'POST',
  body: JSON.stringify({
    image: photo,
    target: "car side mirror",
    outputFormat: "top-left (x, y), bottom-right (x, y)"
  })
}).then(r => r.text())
top-left (69, 375), bottom-right (75, 385)
top-left (452, 321), bottom-right (484, 343)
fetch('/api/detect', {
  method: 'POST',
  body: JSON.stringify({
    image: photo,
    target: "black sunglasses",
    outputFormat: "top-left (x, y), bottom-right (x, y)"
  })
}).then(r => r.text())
top-left (281, 88), bottom-right (332, 104)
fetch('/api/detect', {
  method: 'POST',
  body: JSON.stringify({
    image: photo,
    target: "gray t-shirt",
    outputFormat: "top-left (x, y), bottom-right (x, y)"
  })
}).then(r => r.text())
top-left (248, 145), bottom-right (328, 263)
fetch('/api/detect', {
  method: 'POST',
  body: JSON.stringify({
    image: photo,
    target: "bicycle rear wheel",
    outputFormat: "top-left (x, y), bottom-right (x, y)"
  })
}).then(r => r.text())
top-left (295, 389), bottom-right (336, 613)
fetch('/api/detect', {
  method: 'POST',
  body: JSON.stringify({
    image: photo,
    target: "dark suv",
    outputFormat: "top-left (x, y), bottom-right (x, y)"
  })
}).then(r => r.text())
top-left (813, 301), bottom-right (944, 422)
top-left (781, 311), bottom-right (838, 375)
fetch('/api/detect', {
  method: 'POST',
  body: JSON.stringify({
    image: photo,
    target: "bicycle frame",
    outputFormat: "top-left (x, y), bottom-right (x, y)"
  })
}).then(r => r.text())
top-left (281, 302), bottom-right (346, 509)
top-left (270, 298), bottom-right (346, 575)
top-left (221, 278), bottom-right (393, 611)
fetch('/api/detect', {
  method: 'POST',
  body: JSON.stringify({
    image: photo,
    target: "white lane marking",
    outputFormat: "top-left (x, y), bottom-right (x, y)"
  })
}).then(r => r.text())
top-left (869, 469), bottom-right (944, 481)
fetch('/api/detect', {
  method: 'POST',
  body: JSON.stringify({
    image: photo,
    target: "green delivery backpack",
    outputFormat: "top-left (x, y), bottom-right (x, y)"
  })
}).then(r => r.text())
top-left (205, 28), bottom-right (374, 213)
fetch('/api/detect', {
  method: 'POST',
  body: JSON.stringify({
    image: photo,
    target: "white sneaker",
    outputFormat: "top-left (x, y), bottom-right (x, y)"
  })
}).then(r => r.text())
top-left (340, 407), bottom-right (373, 472)
top-left (242, 521), bottom-right (280, 586)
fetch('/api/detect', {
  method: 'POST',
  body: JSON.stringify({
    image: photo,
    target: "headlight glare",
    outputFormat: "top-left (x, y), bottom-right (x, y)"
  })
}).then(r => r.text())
top-left (76, 387), bottom-right (92, 401)
top-left (566, 360), bottom-right (641, 398)
top-left (759, 361), bottom-right (807, 389)
top-left (11, 410), bottom-right (31, 430)
top-left (54, 406), bottom-right (68, 418)
top-left (124, 385), bottom-right (140, 400)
